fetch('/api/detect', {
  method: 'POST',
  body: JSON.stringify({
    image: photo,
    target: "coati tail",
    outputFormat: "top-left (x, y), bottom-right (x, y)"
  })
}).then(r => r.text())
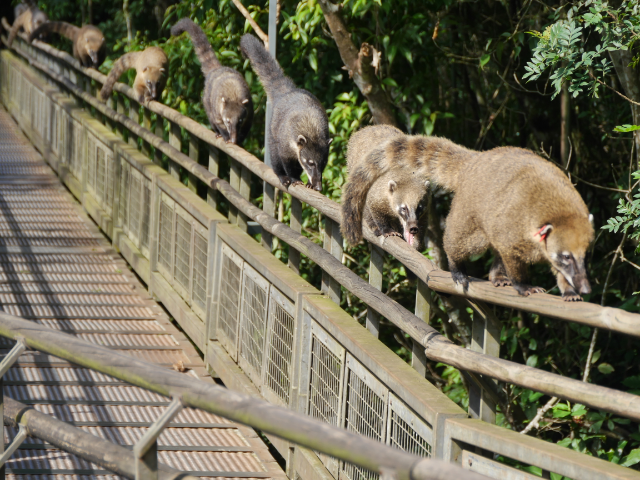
top-left (99, 52), bottom-right (139, 102)
top-left (171, 18), bottom-right (220, 75)
top-left (341, 149), bottom-right (393, 246)
top-left (28, 21), bottom-right (79, 43)
top-left (240, 34), bottom-right (293, 94)
top-left (7, 11), bottom-right (27, 47)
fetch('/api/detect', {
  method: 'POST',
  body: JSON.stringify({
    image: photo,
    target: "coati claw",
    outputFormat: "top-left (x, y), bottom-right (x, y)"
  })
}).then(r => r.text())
top-left (491, 276), bottom-right (512, 287)
top-left (513, 284), bottom-right (546, 296)
top-left (289, 180), bottom-right (305, 188)
top-left (383, 232), bottom-right (403, 238)
top-left (451, 270), bottom-right (470, 291)
top-left (562, 293), bottom-right (583, 302)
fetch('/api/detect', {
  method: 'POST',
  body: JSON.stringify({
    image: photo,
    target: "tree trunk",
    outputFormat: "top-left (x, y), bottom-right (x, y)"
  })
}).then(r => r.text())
top-left (610, 50), bottom-right (640, 170)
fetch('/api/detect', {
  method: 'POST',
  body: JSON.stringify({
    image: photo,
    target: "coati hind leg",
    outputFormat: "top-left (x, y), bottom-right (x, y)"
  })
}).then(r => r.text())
top-left (444, 205), bottom-right (487, 291)
top-left (500, 255), bottom-right (545, 297)
top-left (489, 253), bottom-right (512, 287)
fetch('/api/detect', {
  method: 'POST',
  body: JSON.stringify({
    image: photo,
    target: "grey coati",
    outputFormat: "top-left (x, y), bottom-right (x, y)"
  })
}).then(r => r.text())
top-left (348, 125), bottom-right (429, 249)
top-left (28, 22), bottom-right (106, 69)
top-left (99, 47), bottom-right (168, 104)
top-left (341, 126), bottom-right (595, 301)
top-left (171, 18), bottom-right (253, 145)
top-left (7, 4), bottom-right (48, 47)
top-left (240, 34), bottom-right (331, 192)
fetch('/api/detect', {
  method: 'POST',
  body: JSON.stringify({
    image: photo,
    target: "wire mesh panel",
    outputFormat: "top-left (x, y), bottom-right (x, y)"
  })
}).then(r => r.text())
top-left (340, 354), bottom-right (389, 480)
top-left (140, 178), bottom-right (152, 256)
top-left (173, 205), bottom-right (193, 298)
top-left (238, 264), bottom-right (270, 388)
top-left (118, 160), bottom-right (130, 231)
top-left (387, 393), bottom-right (432, 458)
top-left (263, 288), bottom-right (296, 407)
top-left (191, 225), bottom-right (208, 317)
top-left (157, 192), bottom-right (175, 281)
top-left (218, 243), bottom-right (243, 360)
top-left (128, 169), bottom-right (142, 246)
top-left (308, 321), bottom-right (346, 478)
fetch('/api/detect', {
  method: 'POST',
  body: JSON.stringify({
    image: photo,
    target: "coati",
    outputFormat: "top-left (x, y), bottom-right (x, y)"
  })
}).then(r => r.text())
top-left (7, 4), bottom-right (48, 47)
top-left (28, 22), bottom-right (106, 69)
top-left (348, 125), bottom-right (430, 249)
top-left (240, 34), bottom-right (331, 191)
top-left (171, 18), bottom-right (253, 145)
top-left (99, 47), bottom-right (168, 104)
top-left (341, 126), bottom-right (595, 301)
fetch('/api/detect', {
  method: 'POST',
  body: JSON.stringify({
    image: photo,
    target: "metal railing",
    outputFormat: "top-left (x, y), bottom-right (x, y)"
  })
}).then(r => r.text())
top-left (1, 26), bottom-right (640, 480)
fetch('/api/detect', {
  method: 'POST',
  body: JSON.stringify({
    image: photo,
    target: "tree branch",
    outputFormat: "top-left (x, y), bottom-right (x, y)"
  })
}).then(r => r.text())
top-left (317, 0), bottom-right (399, 127)
top-left (231, 0), bottom-right (269, 48)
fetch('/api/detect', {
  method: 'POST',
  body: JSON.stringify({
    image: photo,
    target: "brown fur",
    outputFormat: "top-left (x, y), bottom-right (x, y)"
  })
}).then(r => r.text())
top-left (99, 47), bottom-right (168, 104)
top-left (341, 126), bottom-right (594, 301)
top-left (348, 126), bottom-right (430, 250)
top-left (28, 22), bottom-right (106, 69)
top-left (7, 6), bottom-right (48, 47)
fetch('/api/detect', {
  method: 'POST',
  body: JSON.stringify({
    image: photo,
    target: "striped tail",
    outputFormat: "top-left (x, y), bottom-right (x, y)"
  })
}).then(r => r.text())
top-left (239, 34), bottom-right (294, 96)
top-left (28, 21), bottom-right (79, 43)
top-left (99, 51), bottom-right (140, 102)
top-left (171, 18), bottom-right (220, 75)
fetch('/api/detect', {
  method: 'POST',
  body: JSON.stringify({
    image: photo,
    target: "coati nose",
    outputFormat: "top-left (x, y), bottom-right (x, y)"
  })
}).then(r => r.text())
top-left (409, 227), bottom-right (419, 235)
top-left (314, 184), bottom-right (322, 192)
top-left (579, 279), bottom-right (591, 295)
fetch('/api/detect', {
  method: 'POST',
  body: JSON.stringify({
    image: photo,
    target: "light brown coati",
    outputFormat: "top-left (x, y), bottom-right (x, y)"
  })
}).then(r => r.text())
top-left (99, 47), bottom-right (168, 104)
top-left (348, 125), bottom-right (430, 249)
top-left (7, 4), bottom-right (48, 47)
top-left (171, 18), bottom-right (253, 145)
top-left (240, 34), bottom-right (331, 191)
top-left (28, 22), bottom-right (106, 69)
top-left (341, 125), bottom-right (595, 301)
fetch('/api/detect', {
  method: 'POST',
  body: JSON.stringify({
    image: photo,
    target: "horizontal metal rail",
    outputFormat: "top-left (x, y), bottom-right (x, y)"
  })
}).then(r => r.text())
top-left (0, 311), bottom-right (486, 480)
top-left (10, 24), bottom-right (639, 339)
top-left (6, 35), bottom-right (640, 422)
top-left (2, 396), bottom-right (201, 480)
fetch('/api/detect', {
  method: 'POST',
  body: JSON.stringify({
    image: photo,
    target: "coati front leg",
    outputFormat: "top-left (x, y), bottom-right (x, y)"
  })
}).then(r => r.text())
top-left (556, 272), bottom-right (582, 302)
top-left (489, 254), bottom-right (512, 287)
top-left (500, 255), bottom-right (545, 297)
top-left (364, 207), bottom-right (402, 239)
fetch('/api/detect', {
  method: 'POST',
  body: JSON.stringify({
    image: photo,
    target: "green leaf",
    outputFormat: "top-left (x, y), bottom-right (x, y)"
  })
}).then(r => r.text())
top-left (597, 363), bottom-right (615, 374)
top-left (621, 449), bottom-right (640, 467)
top-left (614, 124), bottom-right (640, 132)
top-left (479, 53), bottom-right (491, 68)
top-left (526, 354), bottom-right (538, 367)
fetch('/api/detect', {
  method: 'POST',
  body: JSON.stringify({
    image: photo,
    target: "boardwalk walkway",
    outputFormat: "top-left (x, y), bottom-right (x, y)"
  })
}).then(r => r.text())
top-left (0, 105), bottom-right (284, 479)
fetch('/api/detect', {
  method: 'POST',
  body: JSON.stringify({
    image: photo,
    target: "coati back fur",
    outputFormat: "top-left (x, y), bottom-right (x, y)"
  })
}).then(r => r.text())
top-left (7, 5), bottom-right (48, 47)
top-left (348, 125), bottom-right (429, 249)
top-left (240, 34), bottom-right (331, 191)
top-left (99, 47), bottom-right (168, 104)
top-left (341, 126), bottom-right (595, 301)
top-left (171, 18), bottom-right (253, 145)
top-left (28, 22), bottom-right (106, 68)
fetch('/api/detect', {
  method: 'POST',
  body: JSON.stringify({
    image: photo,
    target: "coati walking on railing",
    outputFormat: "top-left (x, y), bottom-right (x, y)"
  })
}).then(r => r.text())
top-left (341, 129), bottom-right (594, 301)
top-left (99, 47), bottom-right (168, 104)
top-left (6, 3), bottom-right (47, 47)
top-left (240, 34), bottom-right (331, 192)
top-left (348, 125), bottom-right (430, 250)
top-left (171, 18), bottom-right (253, 145)
top-left (28, 22), bottom-right (106, 69)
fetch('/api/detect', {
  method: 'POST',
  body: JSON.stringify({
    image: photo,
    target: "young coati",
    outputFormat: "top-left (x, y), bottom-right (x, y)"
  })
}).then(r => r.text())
top-left (341, 126), bottom-right (595, 301)
top-left (28, 22), bottom-right (106, 69)
top-left (171, 18), bottom-right (253, 145)
top-left (7, 4), bottom-right (48, 47)
top-left (99, 47), bottom-right (168, 104)
top-left (240, 34), bottom-right (331, 192)
top-left (348, 125), bottom-right (430, 249)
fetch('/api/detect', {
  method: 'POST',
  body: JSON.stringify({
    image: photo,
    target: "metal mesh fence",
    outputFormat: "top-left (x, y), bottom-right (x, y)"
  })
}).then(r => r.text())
top-left (388, 409), bottom-right (431, 458)
top-left (265, 299), bottom-right (294, 405)
top-left (239, 271), bottom-right (269, 386)
top-left (174, 214), bottom-right (192, 291)
top-left (140, 180), bottom-right (151, 250)
top-left (219, 250), bottom-right (242, 357)
top-left (308, 336), bottom-right (342, 426)
top-left (158, 200), bottom-right (173, 274)
top-left (192, 231), bottom-right (208, 310)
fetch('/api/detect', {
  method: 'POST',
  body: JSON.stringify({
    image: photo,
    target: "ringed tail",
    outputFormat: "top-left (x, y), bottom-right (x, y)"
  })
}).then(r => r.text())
top-left (239, 34), bottom-right (294, 95)
top-left (170, 18), bottom-right (220, 75)
top-left (28, 21), bottom-right (79, 43)
top-left (99, 51), bottom-right (140, 102)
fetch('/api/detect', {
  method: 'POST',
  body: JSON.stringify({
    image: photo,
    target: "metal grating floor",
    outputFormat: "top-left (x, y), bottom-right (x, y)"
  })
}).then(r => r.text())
top-left (0, 107), bottom-right (286, 480)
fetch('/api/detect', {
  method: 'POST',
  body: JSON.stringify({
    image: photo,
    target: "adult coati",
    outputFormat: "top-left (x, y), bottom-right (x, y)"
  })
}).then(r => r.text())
top-left (341, 126), bottom-right (594, 301)
top-left (99, 47), bottom-right (168, 104)
top-left (348, 125), bottom-right (429, 249)
top-left (7, 4), bottom-right (48, 47)
top-left (171, 18), bottom-right (252, 145)
top-left (28, 22), bottom-right (106, 68)
top-left (240, 34), bottom-right (331, 191)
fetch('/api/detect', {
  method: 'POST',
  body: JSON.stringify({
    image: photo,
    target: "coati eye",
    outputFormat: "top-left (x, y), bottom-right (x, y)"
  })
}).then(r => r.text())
top-left (308, 160), bottom-right (315, 166)
top-left (562, 253), bottom-right (571, 261)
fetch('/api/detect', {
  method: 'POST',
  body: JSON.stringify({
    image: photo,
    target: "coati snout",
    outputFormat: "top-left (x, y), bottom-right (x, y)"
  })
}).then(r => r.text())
top-left (219, 97), bottom-right (251, 145)
top-left (295, 135), bottom-right (331, 192)
top-left (28, 23), bottom-right (106, 69)
top-left (386, 178), bottom-right (429, 247)
top-left (84, 33), bottom-right (104, 67)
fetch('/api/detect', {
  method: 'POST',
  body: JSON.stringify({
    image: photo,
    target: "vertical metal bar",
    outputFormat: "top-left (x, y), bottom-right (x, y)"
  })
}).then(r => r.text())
top-left (142, 108), bottom-right (152, 158)
top-left (262, 0), bottom-right (278, 251)
top-left (288, 197), bottom-right (302, 274)
top-left (154, 116), bottom-right (164, 167)
top-left (207, 144), bottom-right (219, 210)
top-left (412, 279), bottom-right (431, 377)
top-left (229, 160), bottom-right (241, 224)
top-left (188, 133), bottom-right (199, 193)
top-left (168, 122), bottom-right (181, 180)
top-left (129, 100), bottom-right (139, 148)
top-left (366, 245), bottom-right (384, 337)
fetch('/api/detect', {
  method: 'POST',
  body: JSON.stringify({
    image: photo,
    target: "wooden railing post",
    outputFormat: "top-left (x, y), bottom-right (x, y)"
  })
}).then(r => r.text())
top-left (412, 279), bottom-right (432, 377)
top-left (207, 144), bottom-right (219, 210)
top-left (168, 122), bottom-right (181, 180)
top-left (128, 100), bottom-right (139, 148)
top-left (321, 218), bottom-right (342, 304)
top-left (228, 160), bottom-right (241, 225)
top-left (116, 94), bottom-right (126, 141)
top-left (188, 133), bottom-right (199, 193)
top-left (288, 197), bottom-right (302, 274)
top-left (142, 108), bottom-right (152, 158)
top-left (154, 116), bottom-right (164, 166)
top-left (238, 166), bottom-right (251, 232)
top-left (366, 245), bottom-right (384, 338)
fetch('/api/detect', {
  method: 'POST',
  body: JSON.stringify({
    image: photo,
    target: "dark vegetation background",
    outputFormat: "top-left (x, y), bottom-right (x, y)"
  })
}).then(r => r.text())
top-left (5, 0), bottom-right (640, 474)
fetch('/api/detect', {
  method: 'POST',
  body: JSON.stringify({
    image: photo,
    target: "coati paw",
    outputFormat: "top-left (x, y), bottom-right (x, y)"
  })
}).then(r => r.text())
top-left (290, 180), bottom-right (305, 188)
top-left (451, 270), bottom-right (470, 291)
top-left (513, 284), bottom-right (546, 297)
top-left (491, 275), bottom-right (512, 287)
top-left (562, 292), bottom-right (584, 302)
top-left (383, 232), bottom-right (403, 239)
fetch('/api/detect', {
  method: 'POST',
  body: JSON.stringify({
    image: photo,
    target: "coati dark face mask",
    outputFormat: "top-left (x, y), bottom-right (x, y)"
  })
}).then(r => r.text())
top-left (221, 98), bottom-right (250, 145)
top-left (296, 135), bottom-right (332, 192)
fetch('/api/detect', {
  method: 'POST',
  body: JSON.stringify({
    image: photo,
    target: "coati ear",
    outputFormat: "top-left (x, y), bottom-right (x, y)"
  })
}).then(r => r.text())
top-left (534, 224), bottom-right (553, 242)
top-left (143, 67), bottom-right (148, 72)
top-left (160, 68), bottom-right (165, 72)
top-left (327, 138), bottom-right (333, 146)
top-left (297, 135), bottom-right (307, 146)
top-left (588, 214), bottom-right (594, 225)
top-left (424, 180), bottom-right (430, 189)
top-left (388, 180), bottom-right (397, 193)
top-left (242, 98), bottom-right (249, 104)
